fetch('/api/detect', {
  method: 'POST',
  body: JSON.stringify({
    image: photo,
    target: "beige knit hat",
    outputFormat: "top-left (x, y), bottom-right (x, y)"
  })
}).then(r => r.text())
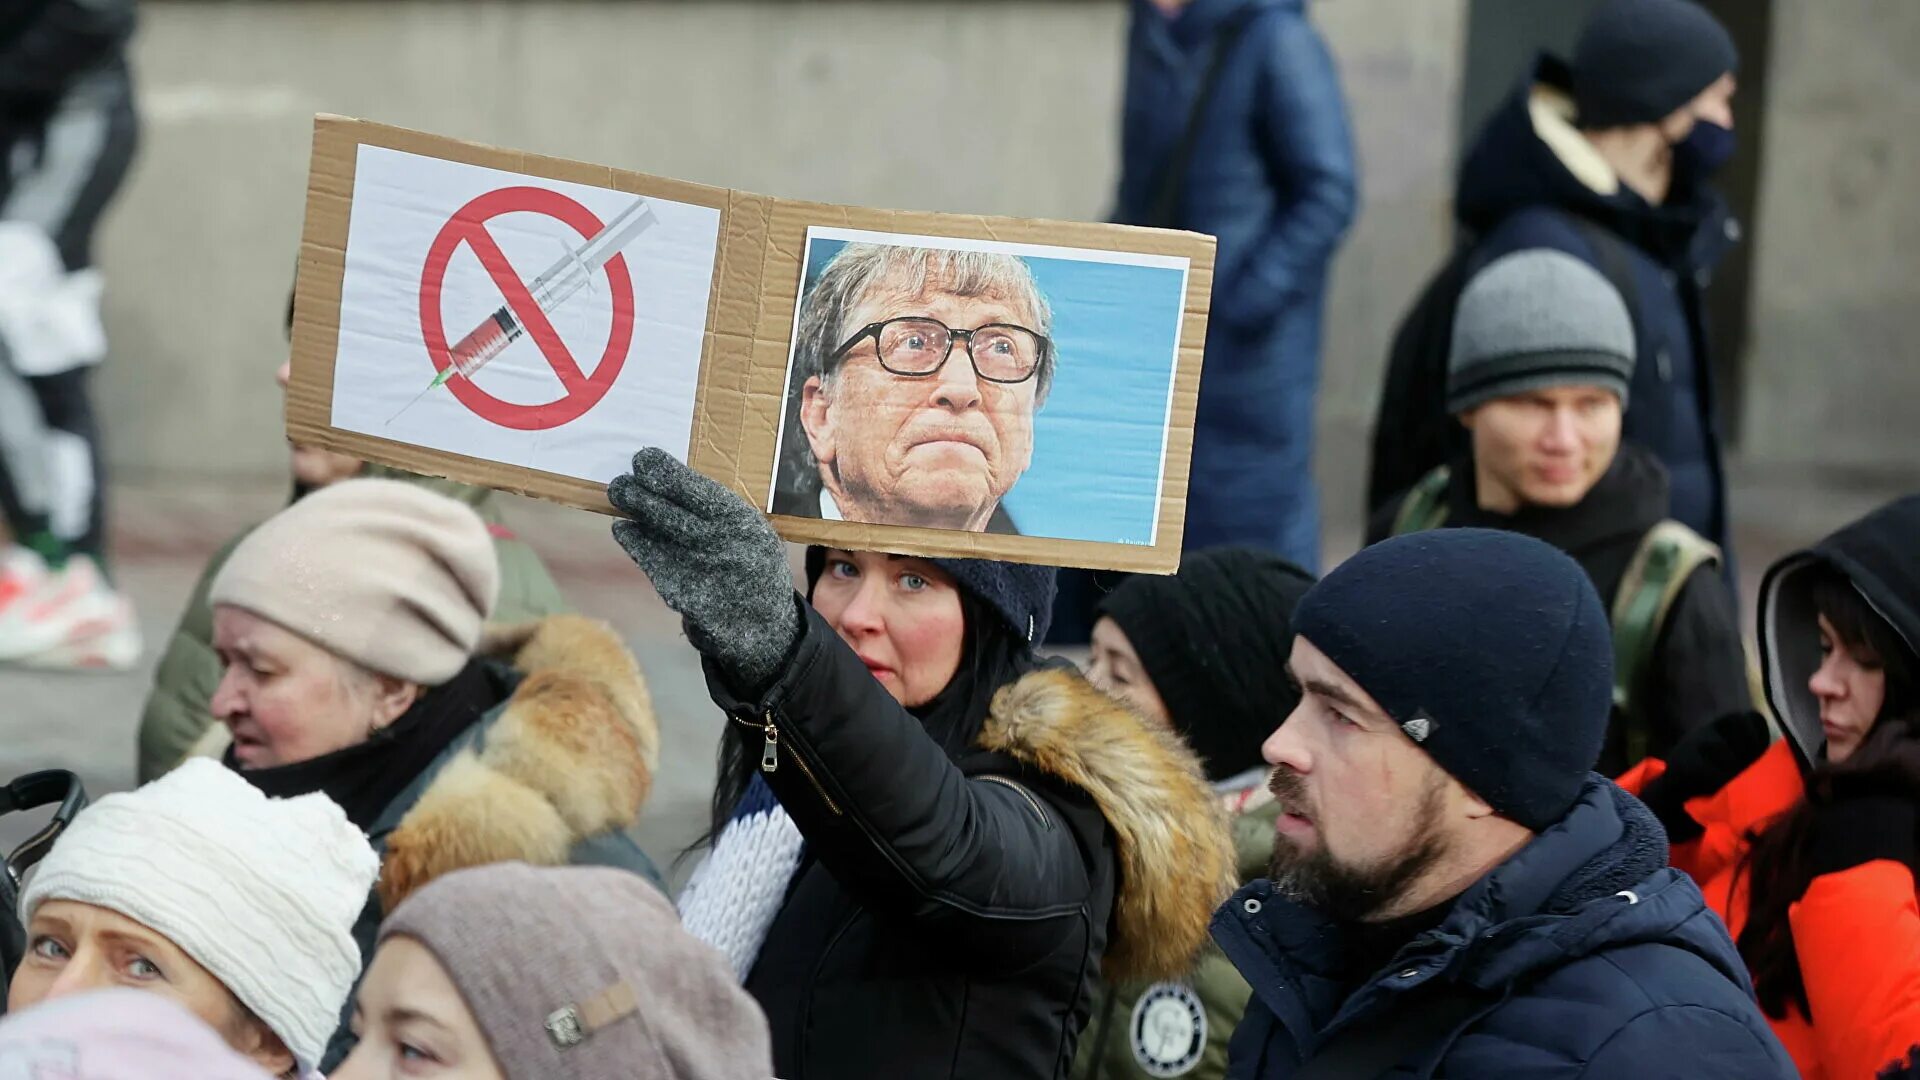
top-left (209, 478), bottom-right (500, 685)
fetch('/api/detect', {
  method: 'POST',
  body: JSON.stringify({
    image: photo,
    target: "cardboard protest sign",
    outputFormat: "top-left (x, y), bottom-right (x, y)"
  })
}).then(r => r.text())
top-left (288, 116), bottom-right (1215, 572)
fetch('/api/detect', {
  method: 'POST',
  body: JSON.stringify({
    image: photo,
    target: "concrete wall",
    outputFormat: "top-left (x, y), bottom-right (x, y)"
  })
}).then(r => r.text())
top-left (95, 0), bottom-right (1467, 502)
top-left (1736, 0), bottom-right (1920, 475)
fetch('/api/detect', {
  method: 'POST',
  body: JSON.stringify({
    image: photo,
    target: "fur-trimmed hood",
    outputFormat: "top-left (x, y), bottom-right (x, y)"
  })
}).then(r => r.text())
top-left (377, 615), bottom-right (659, 911)
top-left (979, 667), bottom-right (1237, 984)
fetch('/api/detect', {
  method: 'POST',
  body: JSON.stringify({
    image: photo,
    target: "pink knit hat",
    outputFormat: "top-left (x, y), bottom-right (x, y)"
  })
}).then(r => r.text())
top-left (380, 862), bottom-right (771, 1080)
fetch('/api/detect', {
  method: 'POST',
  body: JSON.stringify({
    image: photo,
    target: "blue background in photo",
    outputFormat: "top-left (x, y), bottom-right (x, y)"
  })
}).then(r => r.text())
top-left (802, 238), bottom-right (1185, 546)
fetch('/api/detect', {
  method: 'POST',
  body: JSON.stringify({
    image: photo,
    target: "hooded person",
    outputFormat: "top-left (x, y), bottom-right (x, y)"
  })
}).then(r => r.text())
top-left (1213, 529), bottom-right (1793, 1079)
top-left (1620, 494), bottom-right (1920, 1080)
top-left (0, 989), bottom-right (278, 1079)
top-left (1370, 0), bottom-right (1742, 557)
top-left (8, 759), bottom-right (378, 1079)
top-left (338, 862), bottom-right (770, 1080)
top-left (1073, 548), bottom-right (1314, 1080)
top-left (197, 477), bottom-right (662, 1070)
top-left (1373, 247), bottom-right (1750, 775)
top-left (607, 448), bottom-right (1234, 1080)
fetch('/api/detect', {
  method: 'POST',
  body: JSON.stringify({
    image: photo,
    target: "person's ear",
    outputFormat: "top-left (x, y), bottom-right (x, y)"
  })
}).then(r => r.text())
top-left (231, 1014), bottom-right (296, 1077)
top-left (801, 375), bottom-right (836, 467)
top-left (371, 675), bottom-right (421, 729)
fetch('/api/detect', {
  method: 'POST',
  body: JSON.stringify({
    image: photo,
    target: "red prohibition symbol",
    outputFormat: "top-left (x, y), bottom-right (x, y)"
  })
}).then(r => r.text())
top-left (419, 186), bottom-right (635, 430)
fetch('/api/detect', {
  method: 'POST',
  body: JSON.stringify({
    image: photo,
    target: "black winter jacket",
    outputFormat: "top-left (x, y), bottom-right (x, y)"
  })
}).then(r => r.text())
top-left (706, 606), bottom-right (1231, 1080)
top-left (1372, 444), bottom-right (1750, 774)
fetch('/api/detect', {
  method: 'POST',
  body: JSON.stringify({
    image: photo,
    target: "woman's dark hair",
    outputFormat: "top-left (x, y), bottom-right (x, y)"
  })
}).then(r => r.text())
top-left (682, 577), bottom-right (1026, 862)
top-left (1736, 565), bottom-right (1920, 1019)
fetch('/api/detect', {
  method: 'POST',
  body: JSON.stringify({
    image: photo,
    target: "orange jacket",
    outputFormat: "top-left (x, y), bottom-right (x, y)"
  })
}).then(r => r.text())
top-left (1620, 741), bottom-right (1920, 1079)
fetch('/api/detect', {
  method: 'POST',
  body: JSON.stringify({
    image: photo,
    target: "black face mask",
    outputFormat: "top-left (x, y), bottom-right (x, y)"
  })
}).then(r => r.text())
top-left (1674, 118), bottom-right (1736, 178)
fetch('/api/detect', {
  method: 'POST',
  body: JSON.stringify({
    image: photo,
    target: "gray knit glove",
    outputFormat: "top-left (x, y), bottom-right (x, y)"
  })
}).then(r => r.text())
top-left (608, 448), bottom-right (800, 692)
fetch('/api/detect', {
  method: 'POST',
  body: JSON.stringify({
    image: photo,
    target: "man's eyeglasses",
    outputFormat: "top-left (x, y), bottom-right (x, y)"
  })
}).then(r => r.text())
top-left (831, 317), bottom-right (1051, 385)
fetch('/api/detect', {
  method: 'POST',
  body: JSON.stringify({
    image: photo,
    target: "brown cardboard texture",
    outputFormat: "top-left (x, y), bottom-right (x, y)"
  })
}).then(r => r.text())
top-left (289, 115), bottom-right (1214, 573)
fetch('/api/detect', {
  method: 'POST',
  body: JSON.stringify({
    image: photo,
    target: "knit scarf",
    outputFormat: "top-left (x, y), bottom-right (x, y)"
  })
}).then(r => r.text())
top-left (676, 773), bottom-right (806, 982)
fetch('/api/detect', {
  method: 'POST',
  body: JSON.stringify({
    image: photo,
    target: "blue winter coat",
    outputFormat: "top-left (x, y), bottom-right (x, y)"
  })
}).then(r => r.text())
top-left (1115, 0), bottom-right (1355, 564)
top-left (1456, 57), bottom-right (1739, 554)
top-left (1213, 777), bottom-right (1796, 1079)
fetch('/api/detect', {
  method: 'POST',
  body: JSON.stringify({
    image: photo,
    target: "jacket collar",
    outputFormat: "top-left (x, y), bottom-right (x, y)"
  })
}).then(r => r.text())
top-left (371, 616), bottom-right (660, 914)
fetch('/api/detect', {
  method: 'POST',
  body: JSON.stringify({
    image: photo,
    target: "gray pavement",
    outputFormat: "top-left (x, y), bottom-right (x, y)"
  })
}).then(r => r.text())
top-left (1, 453), bottom-right (1913, 887)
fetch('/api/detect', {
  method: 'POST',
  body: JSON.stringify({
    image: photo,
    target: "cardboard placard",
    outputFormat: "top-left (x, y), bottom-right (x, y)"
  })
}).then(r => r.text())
top-left (289, 115), bottom-right (1214, 572)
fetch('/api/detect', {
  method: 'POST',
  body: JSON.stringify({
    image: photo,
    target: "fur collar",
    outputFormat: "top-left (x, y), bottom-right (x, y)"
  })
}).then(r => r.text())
top-left (979, 668), bottom-right (1237, 984)
top-left (377, 616), bottom-right (659, 911)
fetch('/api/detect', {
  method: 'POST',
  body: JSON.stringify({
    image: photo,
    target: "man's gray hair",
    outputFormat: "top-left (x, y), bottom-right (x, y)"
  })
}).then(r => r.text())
top-left (791, 243), bottom-right (1056, 402)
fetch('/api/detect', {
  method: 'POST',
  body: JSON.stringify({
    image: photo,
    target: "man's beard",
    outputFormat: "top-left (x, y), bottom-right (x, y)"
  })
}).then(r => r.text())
top-left (1266, 766), bottom-right (1449, 922)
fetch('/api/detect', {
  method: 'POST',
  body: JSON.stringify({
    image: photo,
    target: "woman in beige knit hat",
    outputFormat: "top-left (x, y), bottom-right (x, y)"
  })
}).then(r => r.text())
top-left (200, 478), bottom-right (665, 1071)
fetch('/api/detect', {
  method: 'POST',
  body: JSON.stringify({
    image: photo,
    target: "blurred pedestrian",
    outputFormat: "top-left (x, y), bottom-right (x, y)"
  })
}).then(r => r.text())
top-left (135, 302), bottom-right (568, 783)
top-left (1074, 547), bottom-right (1312, 1080)
top-left (9, 758), bottom-right (378, 1079)
top-left (0, 0), bottom-right (142, 670)
top-left (1375, 248), bottom-right (1748, 775)
top-left (1215, 529), bottom-right (1793, 1078)
top-left (0, 989), bottom-right (276, 1079)
top-left (1058, 0), bottom-right (1356, 641)
top-left (1371, 0), bottom-right (1741, 561)
top-left (202, 477), bottom-right (662, 1069)
top-left (339, 862), bottom-right (771, 1080)
top-left (609, 449), bottom-right (1233, 1080)
top-left (1623, 494), bottom-right (1920, 1080)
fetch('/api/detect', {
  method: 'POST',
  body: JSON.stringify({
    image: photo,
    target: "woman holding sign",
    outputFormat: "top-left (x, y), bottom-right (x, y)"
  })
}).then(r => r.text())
top-left (610, 449), bottom-right (1232, 1080)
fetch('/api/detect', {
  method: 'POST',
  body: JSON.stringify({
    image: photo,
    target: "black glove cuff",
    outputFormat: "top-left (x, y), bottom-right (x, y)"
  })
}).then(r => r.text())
top-left (1639, 774), bottom-right (1706, 845)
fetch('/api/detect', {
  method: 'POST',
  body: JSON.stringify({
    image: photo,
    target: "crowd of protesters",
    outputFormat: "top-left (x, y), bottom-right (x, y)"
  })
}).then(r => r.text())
top-left (1, 0), bottom-right (1915, 1078)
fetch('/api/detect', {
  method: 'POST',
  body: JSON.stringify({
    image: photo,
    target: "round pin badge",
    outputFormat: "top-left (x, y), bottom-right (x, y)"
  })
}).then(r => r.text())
top-left (1130, 980), bottom-right (1207, 1077)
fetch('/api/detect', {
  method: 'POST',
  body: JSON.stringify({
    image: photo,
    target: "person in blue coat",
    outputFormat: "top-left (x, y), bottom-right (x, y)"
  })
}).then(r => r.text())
top-left (1455, 0), bottom-right (1741, 556)
top-left (1213, 529), bottom-right (1795, 1078)
top-left (1115, 0), bottom-right (1356, 570)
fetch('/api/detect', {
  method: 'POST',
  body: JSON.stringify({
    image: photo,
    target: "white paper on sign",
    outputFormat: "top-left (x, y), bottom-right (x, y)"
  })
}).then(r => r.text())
top-left (330, 145), bottom-right (720, 482)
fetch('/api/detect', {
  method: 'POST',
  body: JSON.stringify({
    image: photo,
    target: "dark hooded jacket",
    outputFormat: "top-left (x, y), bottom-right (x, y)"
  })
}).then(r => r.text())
top-left (1454, 57), bottom-right (1740, 554)
top-left (1113, 0), bottom-right (1355, 556)
top-left (1214, 777), bottom-right (1796, 1078)
top-left (1371, 444), bottom-right (1750, 774)
top-left (704, 604), bottom-right (1234, 1080)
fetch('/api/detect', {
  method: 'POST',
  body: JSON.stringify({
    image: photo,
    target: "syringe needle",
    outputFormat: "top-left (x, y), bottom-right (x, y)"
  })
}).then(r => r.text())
top-left (386, 378), bottom-right (438, 426)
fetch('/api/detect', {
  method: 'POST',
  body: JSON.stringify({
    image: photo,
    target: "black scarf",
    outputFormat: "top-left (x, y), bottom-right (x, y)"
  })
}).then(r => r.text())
top-left (230, 659), bottom-right (503, 833)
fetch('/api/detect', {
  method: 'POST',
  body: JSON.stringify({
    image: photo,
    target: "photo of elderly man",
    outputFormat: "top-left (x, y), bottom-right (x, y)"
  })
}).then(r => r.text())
top-left (774, 243), bottom-right (1055, 534)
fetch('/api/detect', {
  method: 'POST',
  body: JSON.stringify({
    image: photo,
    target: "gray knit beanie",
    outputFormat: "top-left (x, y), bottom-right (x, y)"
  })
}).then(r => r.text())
top-left (1447, 248), bottom-right (1637, 416)
top-left (380, 862), bottom-right (772, 1080)
top-left (210, 478), bottom-right (499, 685)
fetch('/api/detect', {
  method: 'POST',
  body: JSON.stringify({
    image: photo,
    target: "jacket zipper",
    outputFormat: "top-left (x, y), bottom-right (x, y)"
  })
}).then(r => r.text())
top-left (978, 775), bottom-right (1050, 828)
top-left (735, 707), bottom-right (843, 816)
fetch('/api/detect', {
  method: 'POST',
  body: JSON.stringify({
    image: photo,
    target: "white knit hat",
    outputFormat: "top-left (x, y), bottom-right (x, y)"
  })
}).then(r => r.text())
top-left (20, 760), bottom-right (378, 1073)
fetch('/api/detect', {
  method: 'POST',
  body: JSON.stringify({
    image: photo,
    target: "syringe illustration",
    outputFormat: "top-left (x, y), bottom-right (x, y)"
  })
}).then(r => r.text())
top-left (392, 196), bottom-right (657, 422)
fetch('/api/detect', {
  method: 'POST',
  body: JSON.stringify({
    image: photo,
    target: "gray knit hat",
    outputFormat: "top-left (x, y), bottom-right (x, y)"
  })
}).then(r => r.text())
top-left (379, 862), bottom-right (771, 1080)
top-left (1446, 248), bottom-right (1636, 416)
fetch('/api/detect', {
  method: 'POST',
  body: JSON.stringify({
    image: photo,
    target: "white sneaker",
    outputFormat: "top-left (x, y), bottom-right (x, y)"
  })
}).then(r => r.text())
top-left (0, 546), bottom-right (51, 621)
top-left (0, 555), bottom-right (142, 671)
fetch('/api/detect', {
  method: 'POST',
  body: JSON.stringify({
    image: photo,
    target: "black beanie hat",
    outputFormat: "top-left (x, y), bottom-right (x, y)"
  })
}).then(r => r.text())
top-left (1290, 529), bottom-right (1613, 832)
top-left (1097, 549), bottom-right (1315, 782)
top-left (1571, 0), bottom-right (1738, 129)
top-left (804, 547), bottom-right (1057, 645)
